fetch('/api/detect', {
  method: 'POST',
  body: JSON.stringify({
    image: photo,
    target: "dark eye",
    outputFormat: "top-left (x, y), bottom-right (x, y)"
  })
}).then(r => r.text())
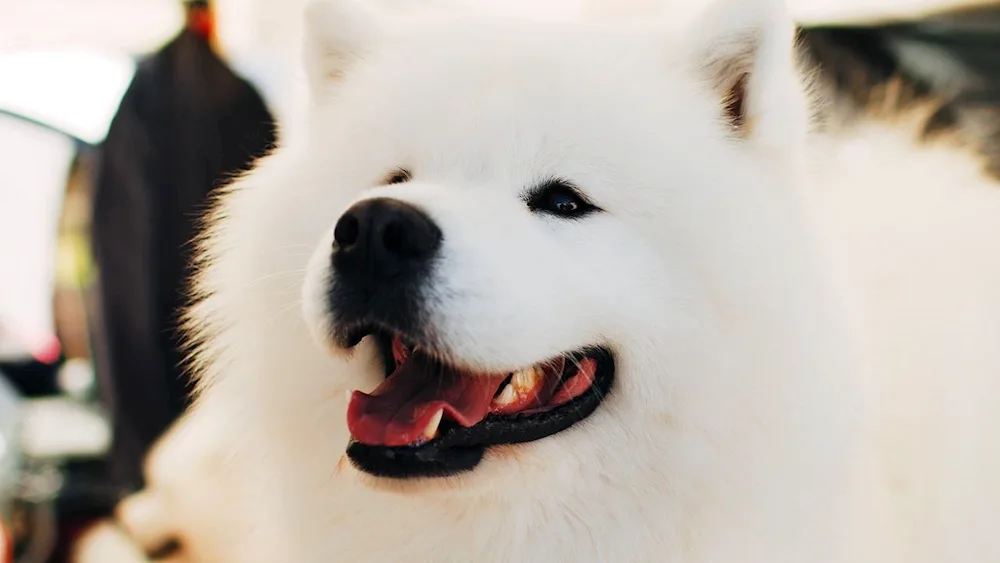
top-left (526, 179), bottom-right (599, 218)
top-left (383, 168), bottom-right (412, 185)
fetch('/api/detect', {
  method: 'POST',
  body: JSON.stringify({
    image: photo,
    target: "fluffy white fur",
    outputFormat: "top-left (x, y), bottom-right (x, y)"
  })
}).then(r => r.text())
top-left (99, 0), bottom-right (1000, 561)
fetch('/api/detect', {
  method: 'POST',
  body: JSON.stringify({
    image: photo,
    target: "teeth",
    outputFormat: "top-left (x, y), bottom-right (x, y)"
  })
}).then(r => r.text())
top-left (345, 389), bottom-right (354, 402)
top-left (512, 366), bottom-right (541, 391)
top-left (424, 409), bottom-right (444, 440)
top-left (492, 383), bottom-right (517, 407)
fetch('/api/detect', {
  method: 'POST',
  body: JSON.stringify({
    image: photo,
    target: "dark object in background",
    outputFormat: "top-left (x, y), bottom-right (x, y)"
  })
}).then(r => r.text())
top-left (0, 356), bottom-right (61, 397)
top-left (90, 4), bottom-right (277, 492)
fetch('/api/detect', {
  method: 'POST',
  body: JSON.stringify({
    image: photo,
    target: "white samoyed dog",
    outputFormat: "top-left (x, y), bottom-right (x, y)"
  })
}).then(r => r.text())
top-left (85, 0), bottom-right (1000, 561)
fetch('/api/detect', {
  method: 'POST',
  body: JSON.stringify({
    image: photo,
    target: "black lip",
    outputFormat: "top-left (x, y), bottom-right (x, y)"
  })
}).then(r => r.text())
top-left (346, 346), bottom-right (615, 479)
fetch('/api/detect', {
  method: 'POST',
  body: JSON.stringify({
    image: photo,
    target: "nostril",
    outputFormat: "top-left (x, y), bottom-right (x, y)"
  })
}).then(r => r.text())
top-left (334, 212), bottom-right (360, 249)
top-left (331, 197), bottom-right (442, 270)
top-left (382, 220), bottom-right (409, 257)
top-left (382, 216), bottom-right (441, 259)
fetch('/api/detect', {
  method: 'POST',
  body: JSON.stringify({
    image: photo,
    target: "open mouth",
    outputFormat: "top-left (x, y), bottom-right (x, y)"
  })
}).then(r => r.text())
top-left (343, 329), bottom-right (615, 478)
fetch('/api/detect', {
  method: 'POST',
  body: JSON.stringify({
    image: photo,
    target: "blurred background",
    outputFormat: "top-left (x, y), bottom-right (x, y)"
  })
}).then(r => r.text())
top-left (0, 1), bottom-right (294, 560)
top-left (0, 0), bottom-right (994, 561)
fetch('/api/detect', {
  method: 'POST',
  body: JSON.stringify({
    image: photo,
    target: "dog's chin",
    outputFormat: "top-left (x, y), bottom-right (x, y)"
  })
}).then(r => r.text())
top-left (336, 327), bottom-right (616, 480)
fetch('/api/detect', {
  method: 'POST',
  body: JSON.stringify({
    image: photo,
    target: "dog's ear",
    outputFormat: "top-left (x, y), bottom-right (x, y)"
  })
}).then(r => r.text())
top-left (303, 0), bottom-right (381, 97)
top-left (680, 0), bottom-right (806, 151)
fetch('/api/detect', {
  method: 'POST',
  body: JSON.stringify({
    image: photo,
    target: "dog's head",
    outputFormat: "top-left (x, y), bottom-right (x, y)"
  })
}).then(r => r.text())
top-left (192, 0), bottom-right (856, 554)
top-left (289, 0), bottom-right (815, 484)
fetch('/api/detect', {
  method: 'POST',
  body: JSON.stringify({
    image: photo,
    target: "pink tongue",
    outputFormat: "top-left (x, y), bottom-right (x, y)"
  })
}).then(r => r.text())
top-left (347, 352), bottom-right (509, 447)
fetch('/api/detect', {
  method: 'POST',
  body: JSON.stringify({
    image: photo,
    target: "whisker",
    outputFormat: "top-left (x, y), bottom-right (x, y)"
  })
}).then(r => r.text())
top-left (240, 268), bottom-right (309, 291)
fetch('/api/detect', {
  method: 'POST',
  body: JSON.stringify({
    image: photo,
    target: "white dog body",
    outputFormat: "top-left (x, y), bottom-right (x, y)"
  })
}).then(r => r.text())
top-left (105, 1), bottom-right (1000, 562)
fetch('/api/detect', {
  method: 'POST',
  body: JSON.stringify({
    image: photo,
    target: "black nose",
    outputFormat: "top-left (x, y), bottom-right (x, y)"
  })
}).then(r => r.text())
top-left (332, 197), bottom-right (442, 280)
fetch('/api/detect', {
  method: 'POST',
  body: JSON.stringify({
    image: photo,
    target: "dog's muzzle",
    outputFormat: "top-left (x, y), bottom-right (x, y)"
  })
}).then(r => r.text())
top-left (326, 197), bottom-right (442, 346)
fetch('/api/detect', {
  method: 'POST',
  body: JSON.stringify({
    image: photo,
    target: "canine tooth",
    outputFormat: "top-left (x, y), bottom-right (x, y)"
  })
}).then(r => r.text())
top-left (345, 390), bottom-right (354, 402)
top-left (511, 366), bottom-right (541, 391)
top-left (424, 409), bottom-right (444, 440)
top-left (492, 384), bottom-right (517, 407)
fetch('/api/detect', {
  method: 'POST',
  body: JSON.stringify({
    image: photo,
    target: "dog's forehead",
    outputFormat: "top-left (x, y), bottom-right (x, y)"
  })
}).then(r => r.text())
top-left (365, 29), bottom-right (617, 101)
top-left (322, 21), bottom-right (709, 185)
top-left (343, 18), bottom-right (701, 120)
